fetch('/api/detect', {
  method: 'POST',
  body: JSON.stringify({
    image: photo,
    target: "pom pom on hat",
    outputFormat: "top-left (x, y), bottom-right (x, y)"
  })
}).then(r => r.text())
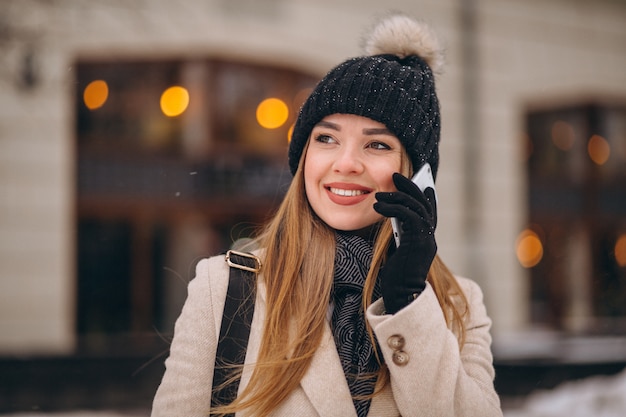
top-left (363, 13), bottom-right (444, 75)
top-left (288, 13), bottom-right (443, 178)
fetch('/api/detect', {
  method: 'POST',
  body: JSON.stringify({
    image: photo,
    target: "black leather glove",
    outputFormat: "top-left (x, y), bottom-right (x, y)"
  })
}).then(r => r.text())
top-left (373, 173), bottom-right (438, 314)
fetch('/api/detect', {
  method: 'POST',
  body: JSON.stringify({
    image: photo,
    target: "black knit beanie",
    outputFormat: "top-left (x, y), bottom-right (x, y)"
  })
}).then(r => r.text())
top-left (288, 14), bottom-right (444, 179)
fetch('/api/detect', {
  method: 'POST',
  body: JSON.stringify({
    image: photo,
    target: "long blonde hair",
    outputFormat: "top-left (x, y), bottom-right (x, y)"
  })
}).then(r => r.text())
top-left (211, 144), bottom-right (469, 416)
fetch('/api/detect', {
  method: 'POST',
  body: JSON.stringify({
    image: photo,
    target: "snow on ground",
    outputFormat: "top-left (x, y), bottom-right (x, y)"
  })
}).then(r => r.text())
top-left (505, 367), bottom-right (626, 417)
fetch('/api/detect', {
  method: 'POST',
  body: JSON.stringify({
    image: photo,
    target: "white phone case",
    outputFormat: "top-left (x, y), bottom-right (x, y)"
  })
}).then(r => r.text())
top-left (391, 162), bottom-right (437, 247)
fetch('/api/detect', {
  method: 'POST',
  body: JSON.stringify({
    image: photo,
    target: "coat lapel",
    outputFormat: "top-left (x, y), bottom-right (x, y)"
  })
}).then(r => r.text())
top-left (300, 321), bottom-right (358, 417)
top-left (252, 277), bottom-right (358, 416)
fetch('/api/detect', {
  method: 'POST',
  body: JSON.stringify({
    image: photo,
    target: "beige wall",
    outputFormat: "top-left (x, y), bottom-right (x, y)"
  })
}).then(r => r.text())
top-left (477, 0), bottom-right (626, 339)
top-left (1, 0), bottom-right (625, 354)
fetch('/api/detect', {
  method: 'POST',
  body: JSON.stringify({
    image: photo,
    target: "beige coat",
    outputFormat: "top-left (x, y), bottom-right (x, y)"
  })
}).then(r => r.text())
top-left (151, 254), bottom-right (503, 417)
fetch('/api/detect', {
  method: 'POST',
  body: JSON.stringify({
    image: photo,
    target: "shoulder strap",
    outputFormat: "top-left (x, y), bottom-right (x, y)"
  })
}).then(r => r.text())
top-left (211, 250), bottom-right (261, 413)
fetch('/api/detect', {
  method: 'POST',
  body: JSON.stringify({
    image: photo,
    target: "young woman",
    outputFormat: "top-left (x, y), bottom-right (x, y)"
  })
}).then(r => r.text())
top-left (152, 13), bottom-right (503, 417)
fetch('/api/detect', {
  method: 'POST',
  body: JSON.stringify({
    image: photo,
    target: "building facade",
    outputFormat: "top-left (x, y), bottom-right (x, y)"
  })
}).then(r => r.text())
top-left (1, 0), bottom-right (625, 364)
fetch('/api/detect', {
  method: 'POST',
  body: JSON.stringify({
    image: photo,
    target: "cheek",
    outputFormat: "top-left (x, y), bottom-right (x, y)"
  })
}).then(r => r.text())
top-left (376, 161), bottom-right (401, 191)
top-left (381, 176), bottom-right (395, 192)
top-left (303, 148), bottom-right (329, 180)
top-left (303, 153), bottom-right (321, 194)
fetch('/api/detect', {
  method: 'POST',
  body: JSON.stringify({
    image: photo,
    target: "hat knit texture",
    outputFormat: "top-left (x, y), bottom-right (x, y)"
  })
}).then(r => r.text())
top-left (288, 14), bottom-right (444, 179)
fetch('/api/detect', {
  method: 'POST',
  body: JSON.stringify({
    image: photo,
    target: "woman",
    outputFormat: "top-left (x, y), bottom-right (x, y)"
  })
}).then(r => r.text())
top-left (152, 13), bottom-right (503, 417)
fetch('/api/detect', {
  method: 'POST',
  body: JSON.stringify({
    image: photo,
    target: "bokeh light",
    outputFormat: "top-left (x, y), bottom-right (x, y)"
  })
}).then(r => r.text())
top-left (615, 234), bottom-right (626, 267)
top-left (587, 134), bottom-right (610, 165)
top-left (256, 98), bottom-right (289, 129)
top-left (551, 120), bottom-right (575, 151)
top-left (83, 80), bottom-right (109, 110)
top-left (516, 228), bottom-right (544, 268)
top-left (287, 123), bottom-right (294, 143)
top-left (160, 86), bottom-right (190, 117)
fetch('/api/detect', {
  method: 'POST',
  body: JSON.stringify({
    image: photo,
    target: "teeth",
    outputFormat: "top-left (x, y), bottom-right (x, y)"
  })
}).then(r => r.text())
top-left (329, 188), bottom-right (365, 197)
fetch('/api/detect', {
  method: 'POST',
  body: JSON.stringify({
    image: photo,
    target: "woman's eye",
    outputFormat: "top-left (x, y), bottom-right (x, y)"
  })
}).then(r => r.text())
top-left (369, 141), bottom-right (391, 150)
top-left (314, 134), bottom-right (335, 144)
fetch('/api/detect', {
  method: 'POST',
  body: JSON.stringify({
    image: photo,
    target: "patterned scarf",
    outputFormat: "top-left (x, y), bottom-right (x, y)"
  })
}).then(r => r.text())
top-left (331, 232), bottom-right (382, 417)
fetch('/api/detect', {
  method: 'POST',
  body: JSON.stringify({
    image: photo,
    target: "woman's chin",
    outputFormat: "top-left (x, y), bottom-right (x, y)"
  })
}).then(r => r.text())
top-left (327, 217), bottom-right (383, 234)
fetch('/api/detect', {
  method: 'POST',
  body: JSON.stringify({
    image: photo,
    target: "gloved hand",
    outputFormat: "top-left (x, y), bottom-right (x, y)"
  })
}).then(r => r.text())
top-left (373, 173), bottom-right (438, 314)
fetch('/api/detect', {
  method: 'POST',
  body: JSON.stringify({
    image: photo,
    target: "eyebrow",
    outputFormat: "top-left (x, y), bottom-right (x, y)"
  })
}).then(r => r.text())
top-left (314, 121), bottom-right (394, 136)
top-left (315, 121), bottom-right (341, 131)
top-left (363, 127), bottom-right (394, 136)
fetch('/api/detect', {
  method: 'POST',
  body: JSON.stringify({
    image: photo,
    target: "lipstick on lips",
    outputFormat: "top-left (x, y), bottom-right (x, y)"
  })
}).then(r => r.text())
top-left (325, 182), bottom-right (372, 205)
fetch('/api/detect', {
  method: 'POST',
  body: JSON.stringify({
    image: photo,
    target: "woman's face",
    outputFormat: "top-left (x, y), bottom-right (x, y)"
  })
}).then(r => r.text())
top-left (304, 113), bottom-right (403, 231)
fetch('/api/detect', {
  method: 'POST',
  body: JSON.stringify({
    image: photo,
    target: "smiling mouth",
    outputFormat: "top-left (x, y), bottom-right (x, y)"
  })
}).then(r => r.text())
top-left (328, 187), bottom-right (370, 197)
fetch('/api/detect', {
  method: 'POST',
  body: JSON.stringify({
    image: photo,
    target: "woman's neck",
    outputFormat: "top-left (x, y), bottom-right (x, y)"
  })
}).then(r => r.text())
top-left (336, 222), bottom-right (382, 244)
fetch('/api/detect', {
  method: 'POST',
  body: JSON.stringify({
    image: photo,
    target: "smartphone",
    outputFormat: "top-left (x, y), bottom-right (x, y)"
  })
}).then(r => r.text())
top-left (391, 163), bottom-right (438, 247)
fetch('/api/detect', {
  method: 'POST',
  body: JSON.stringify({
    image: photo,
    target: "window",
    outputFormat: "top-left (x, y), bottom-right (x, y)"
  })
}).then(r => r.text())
top-left (75, 58), bottom-right (317, 352)
top-left (524, 102), bottom-right (626, 333)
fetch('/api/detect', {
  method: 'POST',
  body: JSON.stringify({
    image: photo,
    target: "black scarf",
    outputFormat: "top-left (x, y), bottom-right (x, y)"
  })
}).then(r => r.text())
top-left (331, 232), bottom-right (382, 417)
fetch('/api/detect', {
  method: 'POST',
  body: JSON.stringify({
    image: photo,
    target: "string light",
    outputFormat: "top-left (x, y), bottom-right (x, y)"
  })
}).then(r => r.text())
top-left (83, 80), bottom-right (109, 110)
top-left (516, 228), bottom-right (544, 268)
top-left (256, 98), bottom-right (289, 129)
top-left (160, 86), bottom-right (190, 117)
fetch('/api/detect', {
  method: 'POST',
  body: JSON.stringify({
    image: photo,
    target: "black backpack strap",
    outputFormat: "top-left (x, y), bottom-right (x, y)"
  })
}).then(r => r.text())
top-left (211, 250), bottom-right (261, 414)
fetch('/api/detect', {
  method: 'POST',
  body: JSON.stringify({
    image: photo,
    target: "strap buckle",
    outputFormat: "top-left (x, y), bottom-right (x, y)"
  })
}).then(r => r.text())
top-left (226, 250), bottom-right (262, 273)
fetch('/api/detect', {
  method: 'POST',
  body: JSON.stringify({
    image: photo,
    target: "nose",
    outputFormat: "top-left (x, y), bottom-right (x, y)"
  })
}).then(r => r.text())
top-left (332, 145), bottom-right (364, 174)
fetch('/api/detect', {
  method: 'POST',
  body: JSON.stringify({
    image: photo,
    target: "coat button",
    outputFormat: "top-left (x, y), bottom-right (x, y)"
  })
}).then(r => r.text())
top-left (387, 334), bottom-right (405, 350)
top-left (392, 350), bottom-right (409, 366)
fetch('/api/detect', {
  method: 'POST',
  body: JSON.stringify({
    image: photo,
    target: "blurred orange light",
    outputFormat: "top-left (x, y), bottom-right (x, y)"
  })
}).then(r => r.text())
top-left (615, 234), bottom-right (626, 267)
top-left (83, 80), bottom-right (108, 110)
top-left (287, 123), bottom-right (294, 143)
top-left (160, 86), bottom-right (189, 117)
top-left (256, 98), bottom-right (289, 129)
top-left (551, 120), bottom-right (575, 151)
top-left (516, 229), bottom-right (544, 268)
top-left (587, 134), bottom-right (610, 165)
